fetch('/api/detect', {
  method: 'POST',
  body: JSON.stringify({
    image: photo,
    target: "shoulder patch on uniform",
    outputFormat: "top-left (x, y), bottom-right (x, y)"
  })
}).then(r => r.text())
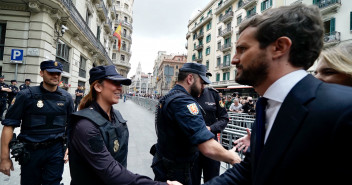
top-left (187, 103), bottom-right (199, 115)
top-left (219, 101), bottom-right (225, 108)
top-left (88, 135), bottom-right (105, 153)
top-left (11, 98), bottom-right (16, 105)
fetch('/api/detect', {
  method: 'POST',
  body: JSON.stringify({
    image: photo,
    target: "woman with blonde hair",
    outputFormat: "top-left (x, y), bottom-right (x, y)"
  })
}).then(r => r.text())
top-left (315, 42), bottom-right (352, 86)
top-left (69, 65), bottom-right (176, 185)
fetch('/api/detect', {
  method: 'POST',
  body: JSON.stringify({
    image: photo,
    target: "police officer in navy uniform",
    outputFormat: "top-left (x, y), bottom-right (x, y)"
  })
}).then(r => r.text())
top-left (8, 80), bottom-right (19, 108)
top-left (152, 63), bottom-right (241, 185)
top-left (74, 85), bottom-right (84, 111)
top-left (0, 75), bottom-right (11, 121)
top-left (191, 72), bottom-right (229, 185)
top-left (0, 60), bottom-right (74, 185)
top-left (69, 65), bottom-right (176, 185)
top-left (19, 79), bottom-right (31, 91)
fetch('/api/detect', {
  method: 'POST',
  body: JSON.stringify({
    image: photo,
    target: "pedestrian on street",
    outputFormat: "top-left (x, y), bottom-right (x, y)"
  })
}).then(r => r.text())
top-left (19, 79), bottom-right (31, 91)
top-left (192, 72), bottom-right (229, 185)
top-left (203, 3), bottom-right (352, 185)
top-left (0, 60), bottom-right (74, 185)
top-left (8, 80), bottom-right (19, 108)
top-left (0, 75), bottom-right (11, 121)
top-left (68, 65), bottom-right (178, 185)
top-left (152, 63), bottom-right (241, 185)
top-left (74, 85), bottom-right (84, 111)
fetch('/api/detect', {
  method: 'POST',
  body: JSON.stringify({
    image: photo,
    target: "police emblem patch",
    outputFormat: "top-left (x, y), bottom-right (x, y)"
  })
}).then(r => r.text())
top-left (37, 100), bottom-right (44, 108)
top-left (187, 103), bottom-right (199, 115)
top-left (219, 101), bottom-right (224, 108)
top-left (54, 62), bottom-right (58, 66)
top-left (113, 140), bottom-right (119, 152)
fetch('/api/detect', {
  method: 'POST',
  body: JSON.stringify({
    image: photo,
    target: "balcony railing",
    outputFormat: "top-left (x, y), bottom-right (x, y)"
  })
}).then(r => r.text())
top-left (242, 0), bottom-right (257, 10)
top-left (112, 59), bottom-right (131, 68)
top-left (191, 13), bottom-right (213, 32)
top-left (215, 0), bottom-right (236, 14)
top-left (194, 44), bottom-right (204, 51)
top-left (245, 12), bottom-right (257, 19)
top-left (186, 32), bottom-right (191, 39)
top-left (219, 63), bottom-right (231, 69)
top-left (196, 32), bottom-right (204, 39)
top-left (193, 57), bottom-right (203, 63)
top-left (79, 68), bottom-right (86, 78)
top-left (219, 11), bottom-right (234, 23)
top-left (221, 43), bottom-right (232, 52)
top-left (315, 0), bottom-right (341, 14)
top-left (60, 0), bottom-right (112, 65)
top-left (324, 31), bottom-right (340, 43)
top-left (116, 20), bottom-right (133, 30)
top-left (219, 27), bottom-right (232, 37)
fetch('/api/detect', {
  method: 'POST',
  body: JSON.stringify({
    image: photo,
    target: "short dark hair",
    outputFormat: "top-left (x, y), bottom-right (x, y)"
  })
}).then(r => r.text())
top-left (178, 71), bottom-right (193, 82)
top-left (239, 4), bottom-right (324, 70)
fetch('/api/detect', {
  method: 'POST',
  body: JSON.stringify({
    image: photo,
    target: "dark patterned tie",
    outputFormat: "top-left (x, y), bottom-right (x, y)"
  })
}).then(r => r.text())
top-left (255, 97), bottom-right (267, 162)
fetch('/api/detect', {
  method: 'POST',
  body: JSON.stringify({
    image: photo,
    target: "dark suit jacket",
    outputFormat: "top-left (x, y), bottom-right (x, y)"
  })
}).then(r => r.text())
top-left (205, 75), bottom-right (352, 185)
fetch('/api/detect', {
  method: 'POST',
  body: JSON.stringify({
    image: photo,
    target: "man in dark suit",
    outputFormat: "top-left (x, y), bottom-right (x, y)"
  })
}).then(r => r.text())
top-left (199, 3), bottom-right (352, 185)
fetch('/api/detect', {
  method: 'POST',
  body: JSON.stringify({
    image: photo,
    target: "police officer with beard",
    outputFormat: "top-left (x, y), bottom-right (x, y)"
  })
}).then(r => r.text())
top-left (151, 63), bottom-right (240, 185)
top-left (0, 60), bottom-right (74, 185)
top-left (68, 65), bottom-right (176, 185)
top-left (192, 72), bottom-right (229, 185)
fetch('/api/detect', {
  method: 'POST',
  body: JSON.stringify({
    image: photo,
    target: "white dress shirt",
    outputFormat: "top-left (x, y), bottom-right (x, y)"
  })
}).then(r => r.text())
top-left (262, 70), bottom-right (308, 143)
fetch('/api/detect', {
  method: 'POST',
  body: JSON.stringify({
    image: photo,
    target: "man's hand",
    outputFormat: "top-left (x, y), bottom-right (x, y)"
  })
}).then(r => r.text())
top-left (233, 128), bottom-right (251, 152)
top-left (63, 148), bottom-right (69, 164)
top-left (228, 147), bottom-right (242, 165)
top-left (167, 180), bottom-right (183, 185)
top-left (0, 158), bottom-right (14, 176)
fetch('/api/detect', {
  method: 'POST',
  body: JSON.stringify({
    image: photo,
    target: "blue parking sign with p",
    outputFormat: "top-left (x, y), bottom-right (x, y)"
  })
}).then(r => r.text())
top-left (11, 49), bottom-right (24, 62)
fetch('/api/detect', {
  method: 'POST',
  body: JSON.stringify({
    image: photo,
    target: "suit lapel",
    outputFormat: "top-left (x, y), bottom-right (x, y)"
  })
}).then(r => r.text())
top-left (253, 75), bottom-right (321, 184)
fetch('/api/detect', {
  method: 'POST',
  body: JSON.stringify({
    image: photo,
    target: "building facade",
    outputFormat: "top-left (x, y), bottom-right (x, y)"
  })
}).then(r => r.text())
top-left (129, 62), bottom-right (152, 95)
top-left (0, 0), bottom-right (133, 95)
top-left (155, 55), bottom-right (187, 96)
top-left (186, 0), bottom-right (352, 89)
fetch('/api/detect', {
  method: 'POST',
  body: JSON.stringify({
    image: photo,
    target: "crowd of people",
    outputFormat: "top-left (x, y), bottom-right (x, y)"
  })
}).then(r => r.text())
top-left (1, 3), bottom-right (352, 185)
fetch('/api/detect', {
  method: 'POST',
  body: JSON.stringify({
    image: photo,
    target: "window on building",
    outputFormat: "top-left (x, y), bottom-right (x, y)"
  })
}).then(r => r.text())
top-left (117, 1), bottom-right (120, 6)
top-left (247, 7), bottom-right (256, 18)
top-left (0, 23), bottom-right (6, 60)
top-left (61, 76), bottom-right (69, 85)
top-left (198, 50), bottom-right (202, 59)
top-left (206, 22), bottom-right (212, 30)
top-left (218, 0), bottom-right (223, 7)
top-left (217, 57), bottom-right (221, 66)
top-left (116, 14), bottom-right (119, 20)
top-left (261, 0), bottom-right (272, 11)
top-left (351, 12), bottom-right (352, 31)
top-left (238, 0), bottom-right (243, 8)
top-left (217, 42), bottom-right (221, 50)
top-left (216, 73), bottom-right (220, 82)
top-left (56, 41), bottom-right (70, 72)
top-left (218, 27), bottom-right (222, 36)
top-left (206, 47), bottom-right (210, 55)
top-left (192, 54), bottom-right (196, 61)
top-left (121, 55), bottom-right (125, 61)
top-left (123, 29), bottom-right (127, 37)
top-left (124, 16), bottom-right (128, 23)
top-left (193, 33), bottom-right (196, 40)
top-left (176, 65), bottom-right (178, 69)
top-left (199, 39), bottom-right (203, 45)
top-left (79, 56), bottom-right (86, 78)
top-left (237, 15), bottom-right (242, 26)
top-left (122, 41), bottom-right (126, 51)
top-left (206, 34), bottom-right (211, 43)
top-left (97, 26), bottom-right (101, 39)
top-left (223, 54), bottom-right (231, 66)
top-left (86, 9), bottom-right (92, 26)
top-left (223, 72), bottom-right (230, 81)
top-left (225, 37), bottom-right (231, 46)
top-left (208, 9), bottom-right (212, 15)
top-left (206, 60), bottom-right (209, 70)
top-left (324, 17), bottom-right (335, 35)
top-left (124, 3), bottom-right (129, 10)
top-left (78, 81), bottom-right (85, 89)
top-left (112, 53), bottom-right (116, 59)
top-left (219, 14), bottom-right (223, 22)
top-left (194, 43), bottom-right (196, 50)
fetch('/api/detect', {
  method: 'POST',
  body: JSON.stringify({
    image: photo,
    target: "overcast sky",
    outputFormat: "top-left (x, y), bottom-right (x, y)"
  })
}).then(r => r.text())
top-left (128, 0), bottom-right (211, 77)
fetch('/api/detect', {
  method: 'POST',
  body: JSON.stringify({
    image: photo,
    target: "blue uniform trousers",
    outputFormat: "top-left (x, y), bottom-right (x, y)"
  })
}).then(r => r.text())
top-left (191, 153), bottom-right (220, 185)
top-left (21, 142), bottom-right (64, 185)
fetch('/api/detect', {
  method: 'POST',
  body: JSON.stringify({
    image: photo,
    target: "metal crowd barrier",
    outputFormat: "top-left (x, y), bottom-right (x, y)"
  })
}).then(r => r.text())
top-left (129, 96), bottom-right (159, 112)
top-left (220, 112), bottom-right (255, 169)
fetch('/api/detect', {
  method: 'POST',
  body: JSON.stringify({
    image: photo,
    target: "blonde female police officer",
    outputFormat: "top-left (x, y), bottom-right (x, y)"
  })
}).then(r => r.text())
top-left (68, 65), bottom-right (177, 185)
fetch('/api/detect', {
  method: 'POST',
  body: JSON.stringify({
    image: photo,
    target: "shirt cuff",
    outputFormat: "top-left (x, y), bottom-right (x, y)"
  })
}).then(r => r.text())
top-left (2, 119), bottom-right (21, 127)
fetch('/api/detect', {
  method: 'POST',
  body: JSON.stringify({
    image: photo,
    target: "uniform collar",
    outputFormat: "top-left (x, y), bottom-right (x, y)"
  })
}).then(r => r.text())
top-left (91, 102), bottom-right (115, 122)
top-left (39, 82), bottom-right (61, 94)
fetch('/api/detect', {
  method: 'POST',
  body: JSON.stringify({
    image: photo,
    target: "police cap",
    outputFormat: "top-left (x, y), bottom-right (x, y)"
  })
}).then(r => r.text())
top-left (179, 63), bottom-right (211, 84)
top-left (89, 65), bottom-right (131, 85)
top-left (25, 79), bottom-right (31, 82)
top-left (11, 80), bottom-right (17, 83)
top-left (40, 60), bottom-right (63, 73)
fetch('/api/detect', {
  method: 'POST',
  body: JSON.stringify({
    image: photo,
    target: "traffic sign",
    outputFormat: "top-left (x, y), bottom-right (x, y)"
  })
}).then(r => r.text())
top-left (10, 49), bottom-right (24, 64)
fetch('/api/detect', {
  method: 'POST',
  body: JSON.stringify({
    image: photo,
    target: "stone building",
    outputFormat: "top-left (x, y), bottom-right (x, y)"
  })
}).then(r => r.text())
top-left (0, 0), bottom-right (133, 95)
top-left (186, 0), bottom-right (352, 89)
